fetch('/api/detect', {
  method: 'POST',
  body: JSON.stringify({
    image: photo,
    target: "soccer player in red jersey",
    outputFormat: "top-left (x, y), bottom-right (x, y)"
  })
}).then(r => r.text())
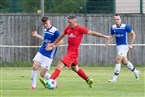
top-left (40, 14), bottom-right (112, 88)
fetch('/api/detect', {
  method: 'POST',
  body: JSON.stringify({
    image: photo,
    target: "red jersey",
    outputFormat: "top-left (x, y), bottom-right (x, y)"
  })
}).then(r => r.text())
top-left (64, 25), bottom-right (88, 57)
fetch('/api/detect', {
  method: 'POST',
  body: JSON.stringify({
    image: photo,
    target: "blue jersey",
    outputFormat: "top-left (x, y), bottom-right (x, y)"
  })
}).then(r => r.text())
top-left (38, 26), bottom-right (60, 59)
top-left (110, 23), bottom-right (132, 46)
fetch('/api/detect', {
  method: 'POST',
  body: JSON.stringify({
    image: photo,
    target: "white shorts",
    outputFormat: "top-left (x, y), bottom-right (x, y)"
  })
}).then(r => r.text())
top-left (33, 52), bottom-right (53, 70)
top-left (116, 45), bottom-right (129, 57)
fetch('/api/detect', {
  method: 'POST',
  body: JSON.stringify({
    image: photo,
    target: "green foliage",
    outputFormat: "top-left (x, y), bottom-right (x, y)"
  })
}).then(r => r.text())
top-left (21, 0), bottom-right (40, 13)
top-left (0, 0), bottom-right (10, 12)
top-left (0, 0), bottom-right (114, 13)
top-left (83, 0), bottom-right (114, 13)
top-left (0, 0), bottom-right (85, 13)
top-left (0, 0), bottom-right (23, 12)
top-left (46, 0), bottom-right (85, 13)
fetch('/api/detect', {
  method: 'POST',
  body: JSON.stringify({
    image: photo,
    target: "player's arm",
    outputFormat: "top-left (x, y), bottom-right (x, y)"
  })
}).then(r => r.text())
top-left (53, 33), bottom-right (65, 46)
top-left (46, 33), bottom-right (65, 51)
top-left (104, 27), bottom-right (114, 47)
top-left (129, 31), bottom-right (136, 48)
top-left (32, 31), bottom-right (44, 40)
top-left (55, 39), bottom-right (63, 47)
top-left (87, 30), bottom-right (112, 40)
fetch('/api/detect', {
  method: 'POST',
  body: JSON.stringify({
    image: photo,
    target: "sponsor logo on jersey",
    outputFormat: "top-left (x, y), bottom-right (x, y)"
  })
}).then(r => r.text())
top-left (115, 34), bottom-right (123, 37)
top-left (68, 33), bottom-right (76, 38)
top-left (44, 39), bottom-right (51, 43)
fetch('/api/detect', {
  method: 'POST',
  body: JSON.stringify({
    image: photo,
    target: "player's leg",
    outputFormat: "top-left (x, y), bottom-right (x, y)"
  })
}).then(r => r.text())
top-left (40, 68), bottom-right (50, 79)
top-left (108, 55), bottom-right (123, 82)
top-left (122, 57), bottom-right (140, 80)
top-left (49, 54), bottom-right (74, 80)
top-left (32, 52), bottom-right (49, 89)
top-left (109, 45), bottom-right (128, 82)
top-left (31, 61), bottom-right (40, 89)
top-left (71, 64), bottom-right (94, 88)
top-left (39, 68), bottom-right (50, 88)
top-left (39, 57), bottom-right (53, 87)
top-left (39, 57), bottom-right (52, 79)
top-left (49, 61), bottom-right (65, 80)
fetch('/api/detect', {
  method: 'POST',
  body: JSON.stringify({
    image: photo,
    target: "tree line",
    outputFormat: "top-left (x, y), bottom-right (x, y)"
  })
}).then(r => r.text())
top-left (0, 0), bottom-right (114, 13)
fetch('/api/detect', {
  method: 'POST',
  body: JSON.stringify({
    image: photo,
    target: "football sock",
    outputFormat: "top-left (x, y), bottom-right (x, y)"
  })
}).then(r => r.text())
top-left (44, 73), bottom-right (51, 80)
top-left (50, 68), bottom-right (61, 80)
top-left (77, 68), bottom-right (88, 80)
top-left (126, 61), bottom-right (137, 73)
top-left (113, 64), bottom-right (121, 80)
top-left (31, 70), bottom-right (38, 88)
top-left (126, 61), bottom-right (134, 70)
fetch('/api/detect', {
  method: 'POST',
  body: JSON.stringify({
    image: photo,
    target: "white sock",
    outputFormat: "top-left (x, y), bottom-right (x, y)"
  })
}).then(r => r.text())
top-left (112, 75), bottom-right (118, 81)
top-left (113, 64), bottom-right (121, 81)
top-left (126, 61), bottom-right (137, 73)
top-left (31, 70), bottom-right (38, 88)
top-left (44, 72), bottom-right (51, 80)
top-left (126, 61), bottom-right (134, 70)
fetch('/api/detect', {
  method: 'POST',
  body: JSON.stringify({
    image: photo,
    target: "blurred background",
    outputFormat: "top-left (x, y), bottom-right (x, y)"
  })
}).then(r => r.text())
top-left (0, 0), bottom-right (144, 14)
top-left (0, 0), bottom-right (145, 66)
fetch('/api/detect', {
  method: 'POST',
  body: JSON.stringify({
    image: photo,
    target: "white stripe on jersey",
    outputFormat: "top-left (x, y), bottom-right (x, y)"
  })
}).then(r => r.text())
top-left (49, 27), bottom-right (58, 33)
top-left (50, 48), bottom-right (56, 58)
top-left (44, 32), bottom-right (54, 35)
top-left (112, 24), bottom-right (126, 28)
top-left (126, 32), bottom-right (128, 44)
top-left (44, 27), bottom-right (58, 35)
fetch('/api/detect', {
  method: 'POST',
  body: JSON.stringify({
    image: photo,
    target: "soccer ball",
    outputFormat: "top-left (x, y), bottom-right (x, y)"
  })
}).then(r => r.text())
top-left (46, 79), bottom-right (57, 89)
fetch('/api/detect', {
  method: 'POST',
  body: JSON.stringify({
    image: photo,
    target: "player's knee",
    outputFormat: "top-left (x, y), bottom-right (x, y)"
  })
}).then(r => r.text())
top-left (56, 61), bottom-right (65, 70)
top-left (40, 72), bottom-right (45, 77)
top-left (32, 64), bottom-right (39, 70)
top-left (122, 61), bottom-right (128, 65)
top-left (122, 59), bottom-right (128, 65)
top-left (115, 58), bottom-right (122, 64)
top-left (71, 67), bottom-right (77, 72)
top-left (40, 71), bottom-right (47, 77)
top-left (71, 66), bottom-right (79, 72)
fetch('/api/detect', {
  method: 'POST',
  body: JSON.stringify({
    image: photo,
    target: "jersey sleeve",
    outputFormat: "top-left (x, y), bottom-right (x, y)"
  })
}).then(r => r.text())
top-left (64, 27), bottom-right (69, 35)
top-left (110, 27), bottom-right (114, 35)
top-left (54, 30), bottom-right (60, 39)
top-left (79, 26), bottom-right (89, 34)
top-left (125, 24), bottom-right (132, 33)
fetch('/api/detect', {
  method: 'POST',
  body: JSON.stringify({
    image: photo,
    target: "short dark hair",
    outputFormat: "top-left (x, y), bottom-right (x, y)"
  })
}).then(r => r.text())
top-left (67, 14), bottom-right (76, 19)
top-left (41, 16), bottom-right (49, 22)
top-left (114, 14), bottom-right (120, 16)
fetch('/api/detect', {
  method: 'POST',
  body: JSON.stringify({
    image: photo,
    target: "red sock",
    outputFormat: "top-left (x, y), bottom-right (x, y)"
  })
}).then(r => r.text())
top-left (50, 68), bottom-right (61, 80)
top-left (77, 68), bottom-right (88, 80)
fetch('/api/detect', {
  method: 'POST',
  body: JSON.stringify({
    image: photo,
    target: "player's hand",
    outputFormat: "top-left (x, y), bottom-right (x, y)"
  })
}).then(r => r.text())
top-left (108, 36), bottom-right (113, 40)
top-left (32, 31), bottom-right (38, 37)
top-left (104, 43), bottom-right (109, 48)
top-left (45, 43), bottom-right (55, 51)
top-left (104, 37), bottom-right (112, 48)
top-left (105, 35), bottom-right (112, 40)
top-left (129, 44), bottom-right (133, 49)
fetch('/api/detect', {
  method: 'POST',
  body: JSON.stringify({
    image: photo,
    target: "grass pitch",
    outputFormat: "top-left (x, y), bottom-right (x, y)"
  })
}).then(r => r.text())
top-left (0, 67), bottom-right (144, 97)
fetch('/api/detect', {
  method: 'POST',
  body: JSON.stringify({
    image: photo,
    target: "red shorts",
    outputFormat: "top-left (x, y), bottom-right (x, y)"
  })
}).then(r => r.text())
top-left (61, 54), bottom-right (78, 68)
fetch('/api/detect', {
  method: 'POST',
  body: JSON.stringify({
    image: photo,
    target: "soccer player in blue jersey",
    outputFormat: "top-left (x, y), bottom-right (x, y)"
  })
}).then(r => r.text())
top-left (31, 16), bottom-right (63, 89)
top-left (105, 14), bottom-right (140, 82)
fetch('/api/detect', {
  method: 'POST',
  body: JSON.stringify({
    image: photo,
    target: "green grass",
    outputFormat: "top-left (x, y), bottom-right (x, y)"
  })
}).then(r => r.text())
top-left (0, 67), bottom-right (144, 97)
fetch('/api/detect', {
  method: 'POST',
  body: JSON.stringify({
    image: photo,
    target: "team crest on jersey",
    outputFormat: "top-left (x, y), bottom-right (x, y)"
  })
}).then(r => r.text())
top-left (68, 33), bottom-right (76, 38)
